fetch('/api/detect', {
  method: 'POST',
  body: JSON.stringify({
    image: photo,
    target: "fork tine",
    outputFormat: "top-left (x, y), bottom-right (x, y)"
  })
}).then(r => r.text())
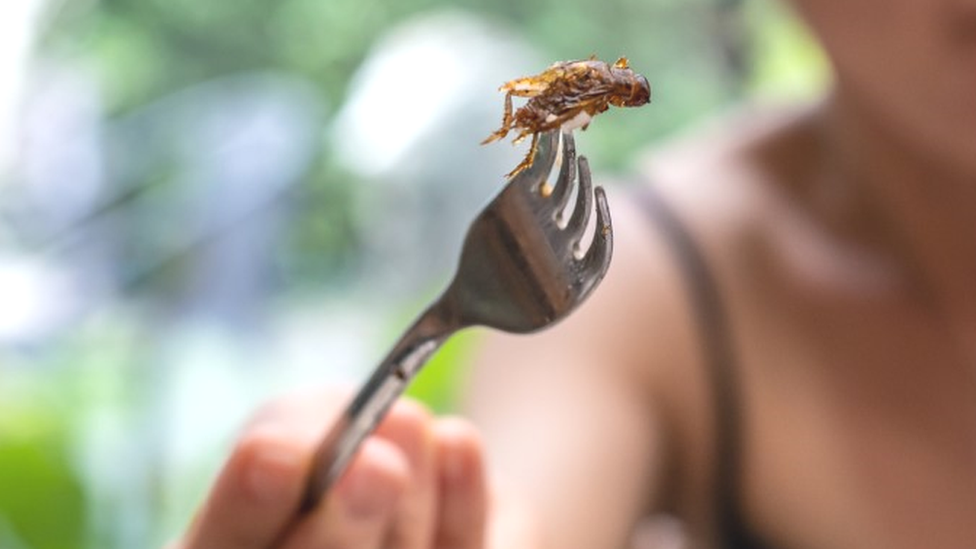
top-left (550, 131), bottom-right (576, 213)
top-left (579, 186), bottom-right (613, 289)
top-left (509, 130), bottom-right (559, 189)
top-left (565, 154), bottom-right (594, 251)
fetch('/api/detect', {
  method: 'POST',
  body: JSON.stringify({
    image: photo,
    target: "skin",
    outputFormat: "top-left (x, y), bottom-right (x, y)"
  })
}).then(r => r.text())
top-left (175, 391), bottom-right (498, 549)
top-left (177, 0), bottom-right (976, 546)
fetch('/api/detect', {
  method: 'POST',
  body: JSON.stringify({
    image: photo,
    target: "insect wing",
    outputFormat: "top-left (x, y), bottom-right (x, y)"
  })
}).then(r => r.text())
top-left (499, 75), bottom-right (549, 96)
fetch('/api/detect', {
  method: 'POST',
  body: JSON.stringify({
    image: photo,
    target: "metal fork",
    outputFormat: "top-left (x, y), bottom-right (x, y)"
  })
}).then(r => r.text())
top-left (301, 130), bottom-right (613, 510)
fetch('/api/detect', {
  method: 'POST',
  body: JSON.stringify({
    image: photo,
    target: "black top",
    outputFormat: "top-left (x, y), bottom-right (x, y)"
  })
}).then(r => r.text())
top-left (635, 186), bottom-right (770, 549)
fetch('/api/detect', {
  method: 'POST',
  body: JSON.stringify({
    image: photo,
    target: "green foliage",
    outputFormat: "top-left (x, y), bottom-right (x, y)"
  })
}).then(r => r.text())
top-left (278, 155), bottom-right (362, 289)
top-left (0, 441), bottom-right (86, 549)
top-left (0, 381), bottom-right (88, 549)
top-left (746, 0), bottom-right (829, 100)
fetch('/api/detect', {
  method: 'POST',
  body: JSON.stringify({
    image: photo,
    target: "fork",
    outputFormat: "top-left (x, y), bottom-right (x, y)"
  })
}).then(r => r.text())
top-left (301, 130), bottom-right (613, 510)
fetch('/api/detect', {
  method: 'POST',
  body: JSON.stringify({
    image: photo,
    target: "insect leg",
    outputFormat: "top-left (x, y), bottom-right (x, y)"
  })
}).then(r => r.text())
top-left (505, 132), bottom-right (539, 178)
top-left (510, 127), bottom-right (525, 144)
top-left (503, 91), bottom-right (514, 131)
top-left (481, 91), bottom-right (515, 144)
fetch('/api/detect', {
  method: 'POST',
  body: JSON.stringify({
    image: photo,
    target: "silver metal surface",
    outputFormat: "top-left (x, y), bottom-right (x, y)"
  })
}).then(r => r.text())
top-left (301, 130), bottom-right (613, 511)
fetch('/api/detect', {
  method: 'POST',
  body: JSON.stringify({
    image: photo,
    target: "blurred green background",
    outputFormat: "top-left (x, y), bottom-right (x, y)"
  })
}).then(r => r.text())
top-left (0, 0), bottom-right (826, 546)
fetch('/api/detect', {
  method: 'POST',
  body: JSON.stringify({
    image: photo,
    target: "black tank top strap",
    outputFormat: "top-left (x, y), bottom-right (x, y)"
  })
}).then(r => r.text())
top-left (632, 185), bottom-right (768, 549)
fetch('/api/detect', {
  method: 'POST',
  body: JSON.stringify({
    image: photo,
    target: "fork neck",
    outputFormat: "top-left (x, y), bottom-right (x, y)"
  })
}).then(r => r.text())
top-left (382, 293), bottom-right (462, 381)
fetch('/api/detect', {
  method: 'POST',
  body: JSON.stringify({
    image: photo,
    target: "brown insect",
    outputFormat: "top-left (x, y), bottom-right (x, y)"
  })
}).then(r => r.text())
top-left (483, 56), bottom-right (651, 177)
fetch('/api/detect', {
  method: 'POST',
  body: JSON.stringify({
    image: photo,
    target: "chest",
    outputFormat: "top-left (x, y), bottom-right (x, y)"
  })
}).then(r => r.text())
top-left (736, 287), bottom-right (976, 549)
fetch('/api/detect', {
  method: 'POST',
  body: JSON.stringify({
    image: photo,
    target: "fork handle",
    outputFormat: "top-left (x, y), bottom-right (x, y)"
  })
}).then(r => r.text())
top-left (300, 303), bottom-right (455, 512)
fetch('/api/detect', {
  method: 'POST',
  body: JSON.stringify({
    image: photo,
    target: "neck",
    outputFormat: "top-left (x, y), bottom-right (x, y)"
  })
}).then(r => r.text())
top-left (823, 88), bottom-right (976, 200)
top-left (818, 87), bottom-right (976, 349)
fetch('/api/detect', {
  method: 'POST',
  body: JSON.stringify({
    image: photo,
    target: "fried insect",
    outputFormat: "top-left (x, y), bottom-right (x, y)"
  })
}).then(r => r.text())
top-left (483, 56), bottom-right (651, 177)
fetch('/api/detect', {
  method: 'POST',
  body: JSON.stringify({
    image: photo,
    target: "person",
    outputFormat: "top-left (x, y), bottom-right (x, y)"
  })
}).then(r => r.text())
top-left (174, 0), bottom-right (976, 546)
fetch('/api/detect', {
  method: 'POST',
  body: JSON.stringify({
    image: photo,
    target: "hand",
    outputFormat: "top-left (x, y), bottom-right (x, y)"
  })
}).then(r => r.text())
top-left (173, 388), bottom-right (493, 549)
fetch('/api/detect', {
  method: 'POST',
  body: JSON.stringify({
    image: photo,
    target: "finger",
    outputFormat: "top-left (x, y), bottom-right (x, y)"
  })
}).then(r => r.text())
top-left (374, 399), bottom-right (438, 548)
top-left (486, 478), bottom-right (543, 549)
top-left (432, 417), bottom-right (489, 549)
top-left (181, 422), bottom-right (309, 549)
top-left (244, 386), bottom-right (351, 432)
top-left (279, 437), bottom-right (408, 549)
top-left (181, 388), bottom-right (353, 549)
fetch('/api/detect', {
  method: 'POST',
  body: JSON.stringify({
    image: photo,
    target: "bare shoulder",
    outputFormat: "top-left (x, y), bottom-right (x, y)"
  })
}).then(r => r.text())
top-left (640, 103), bottom-right (820, 244)
top-left (616, 103), bottom-right (824, 524)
